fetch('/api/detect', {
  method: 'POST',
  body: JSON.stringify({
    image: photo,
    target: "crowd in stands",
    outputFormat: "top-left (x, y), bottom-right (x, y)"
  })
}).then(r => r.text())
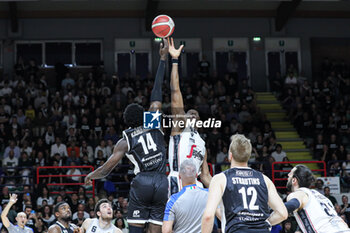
top-left (0, 54), bottom-right (349, 232)
top-left (275, 59), bottom-right (350, 188)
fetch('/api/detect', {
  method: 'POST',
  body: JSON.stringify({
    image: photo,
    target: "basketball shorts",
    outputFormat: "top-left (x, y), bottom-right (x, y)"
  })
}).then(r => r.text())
top-left (127, 172), bottom-right (168, 226)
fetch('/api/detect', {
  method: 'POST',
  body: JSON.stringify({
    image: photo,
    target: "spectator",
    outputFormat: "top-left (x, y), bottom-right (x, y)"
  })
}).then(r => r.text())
top-left (271, 144), bottom-right (287, 162)
top-left (94, 140), bottom-right (108, 159)
top-left (324, 186), bottom-right (337, 206)
top-left (36, 186), bottom-right (54, 208)
top-left (72, 204), bottom-right (89, 220)
top-left (2, 150), bottom-right (19, 177)
top-left (115, 217), bottom-right (128, 233)
top-left (72, 210), bottom-right (85, 227)
top-left (3, 140), bottom-right (21, 159)
top-left (61, 73), bottom-right (75, 89)
top-left (50, 137), bottom-right (68, 158)
top-left (315, 179), bottom-right (325, 194)
top-left (66, 161), bottom-right (82, 183)
top-left (340, 195), bottom-right (350, 223)
top-left (280, 219), bottom-right (293, 233)
top-left (41, 205), bottom-right (55, 225)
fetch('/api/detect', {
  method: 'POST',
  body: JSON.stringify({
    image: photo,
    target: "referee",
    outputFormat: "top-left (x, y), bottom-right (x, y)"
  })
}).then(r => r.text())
top-left (1, 194), bottom-right (33, 233)
top-left (162, 160), bottom-right (209, 233)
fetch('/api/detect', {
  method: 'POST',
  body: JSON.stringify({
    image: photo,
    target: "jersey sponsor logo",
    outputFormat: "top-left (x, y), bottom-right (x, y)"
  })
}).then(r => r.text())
top-left (133, 210), bottom-right (140, 218)
top-left (235, 170), bottom-right (253, 177)
top-left (144, 110), bottom-right (161, 129)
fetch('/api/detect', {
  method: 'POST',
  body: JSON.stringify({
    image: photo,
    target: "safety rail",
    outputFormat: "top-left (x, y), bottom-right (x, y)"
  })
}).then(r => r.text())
top-left (0, 166), bottom-right (35, 193)
top-left (272, 161), bottom-right (327, 190)
top-left (36, 166), bottom-right (95, 198)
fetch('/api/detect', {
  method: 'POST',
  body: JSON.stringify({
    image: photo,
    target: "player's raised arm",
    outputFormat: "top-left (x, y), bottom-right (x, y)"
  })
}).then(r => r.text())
top-left (168, 37), bottom-right (185, 134)
top-left (85, 139), bottom-right (128, 185)
top-left (264, 175), bottom-right (288, 226)
top-left (149, 38), bottom-right (168, 112)
top-left (202, 173), bottom-right (226, 233)
top-left (200, 150), bottom-right (212, 188)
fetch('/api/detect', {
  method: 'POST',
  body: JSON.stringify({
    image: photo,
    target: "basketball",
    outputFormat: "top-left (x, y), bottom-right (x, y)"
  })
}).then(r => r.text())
top-left (152, 15), bottom-right (175, 38)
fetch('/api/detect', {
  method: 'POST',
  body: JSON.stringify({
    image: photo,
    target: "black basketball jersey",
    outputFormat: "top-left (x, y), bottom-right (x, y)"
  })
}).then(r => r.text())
top-left (222, 167), bottom-right (270, 232)
top-left (55, 221), bottom-right (75, 233)
top-left (123, 127), bottom-right (167, 174)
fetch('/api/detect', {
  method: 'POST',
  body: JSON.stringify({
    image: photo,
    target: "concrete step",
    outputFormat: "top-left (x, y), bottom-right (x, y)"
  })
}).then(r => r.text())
top-left (257, 97), bottom-right (277, 102)
top-left (274, 128), bottom-right (297, 132)
top-left (279, 141), bottom-right (305, 149)
top-left (259, 104), bottom-right (283, 110)
top-left (255, 92), bottom-right (273, 96)
top-left (271, 121), bottom-right (294, 128)
top-left (257, 100), bottom-right (280, 104)
top-left (278, 138), bottom-right (303, 142)
top-left (261, 109), bottom-right (286, 113)
top-left (285, 148), bottom-right (310, 153)
top-left (265, 112), bottom-right (287, 119)
top-left (275, 131), bottom-right (300, 138)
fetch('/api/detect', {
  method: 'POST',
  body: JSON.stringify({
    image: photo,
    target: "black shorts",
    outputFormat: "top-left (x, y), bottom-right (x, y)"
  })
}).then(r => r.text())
top-left (127, 172), bottom-right (168, 226)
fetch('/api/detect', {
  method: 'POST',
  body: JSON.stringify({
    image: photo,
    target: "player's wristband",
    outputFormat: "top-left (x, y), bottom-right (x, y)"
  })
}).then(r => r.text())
top-left (172, 59), bottom-right (179, 64)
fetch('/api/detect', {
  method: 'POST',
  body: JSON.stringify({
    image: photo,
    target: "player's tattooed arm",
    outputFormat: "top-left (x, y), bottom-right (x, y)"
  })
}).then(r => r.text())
top-left (85, 139), bottom-right (128, 185)
top-left (149, 38), bottom-right (169, 112)
top-left (168, 37), bottom-right (186, 135)
top-left (200, 150), bottom-right (212, 188)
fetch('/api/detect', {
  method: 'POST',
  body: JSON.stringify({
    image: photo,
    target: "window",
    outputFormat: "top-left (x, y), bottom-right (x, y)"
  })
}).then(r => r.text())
top-left (45, 42), bottom-right (72, 66)
top-left (15, 40), bottom-right (102, 67)
top-left (16, 43), bottom-right (43, 65)
top-left (75, 42), bottom-right (101, 66)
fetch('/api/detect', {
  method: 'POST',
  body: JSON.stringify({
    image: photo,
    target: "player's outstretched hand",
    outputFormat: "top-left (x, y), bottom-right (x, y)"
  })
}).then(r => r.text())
top-left (9, 193), bottom-right (18, 204)
top-left (84, 173), bottom-right (93, 186)
top-left (167, 37), bottom-right (184, 59)
top-left (160, 38), bottom-right (169, 60)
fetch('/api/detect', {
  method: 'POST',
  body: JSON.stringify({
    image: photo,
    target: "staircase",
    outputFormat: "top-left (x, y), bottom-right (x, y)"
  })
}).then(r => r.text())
top-left (255, 92), bottom-right (318, 170)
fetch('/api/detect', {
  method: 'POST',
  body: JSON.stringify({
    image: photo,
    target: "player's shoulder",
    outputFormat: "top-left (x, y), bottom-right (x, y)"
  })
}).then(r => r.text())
top-left (48, 224), bottom-right (60, 232)
top-left (114, 227), bottom-right (123, 233)
top-left (287, 189), bottom-right (309, 202)
top-left (169, 187), bottom-right (187, 203)
top-left (212, 172), bottom-right (226, 182)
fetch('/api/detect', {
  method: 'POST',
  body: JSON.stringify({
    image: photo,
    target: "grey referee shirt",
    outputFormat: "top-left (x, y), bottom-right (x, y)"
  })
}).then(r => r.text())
top-left (7, 223), bottom-right (33, 233)
top-left (164, 184), bottom-right (208, 233)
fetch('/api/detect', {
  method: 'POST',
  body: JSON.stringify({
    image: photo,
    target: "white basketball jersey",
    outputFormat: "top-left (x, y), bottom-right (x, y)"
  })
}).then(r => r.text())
top-left (294, 188), bottom-right (350, 233)
top-left (86, 218), bottom-right (118, 233)
top-left (168, 127), bottom-right (206, 174)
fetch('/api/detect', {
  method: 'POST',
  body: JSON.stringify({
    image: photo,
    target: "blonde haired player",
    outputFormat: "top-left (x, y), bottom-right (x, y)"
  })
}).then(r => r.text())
top-left (167, 37), bottom-right (211, 195)
top-left (284, 164), bottom-right (350, 233)
top-left (202, 134), bottom-right (287, 233)
top-left (80, 199), bottom-right (121, 233)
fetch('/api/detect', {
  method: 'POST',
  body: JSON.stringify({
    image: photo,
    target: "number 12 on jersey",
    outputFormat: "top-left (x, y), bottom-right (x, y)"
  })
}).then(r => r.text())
top-left (138, 133), bottom-right (157, 154)
top-left (238, 187), bottom-right (259, 210)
